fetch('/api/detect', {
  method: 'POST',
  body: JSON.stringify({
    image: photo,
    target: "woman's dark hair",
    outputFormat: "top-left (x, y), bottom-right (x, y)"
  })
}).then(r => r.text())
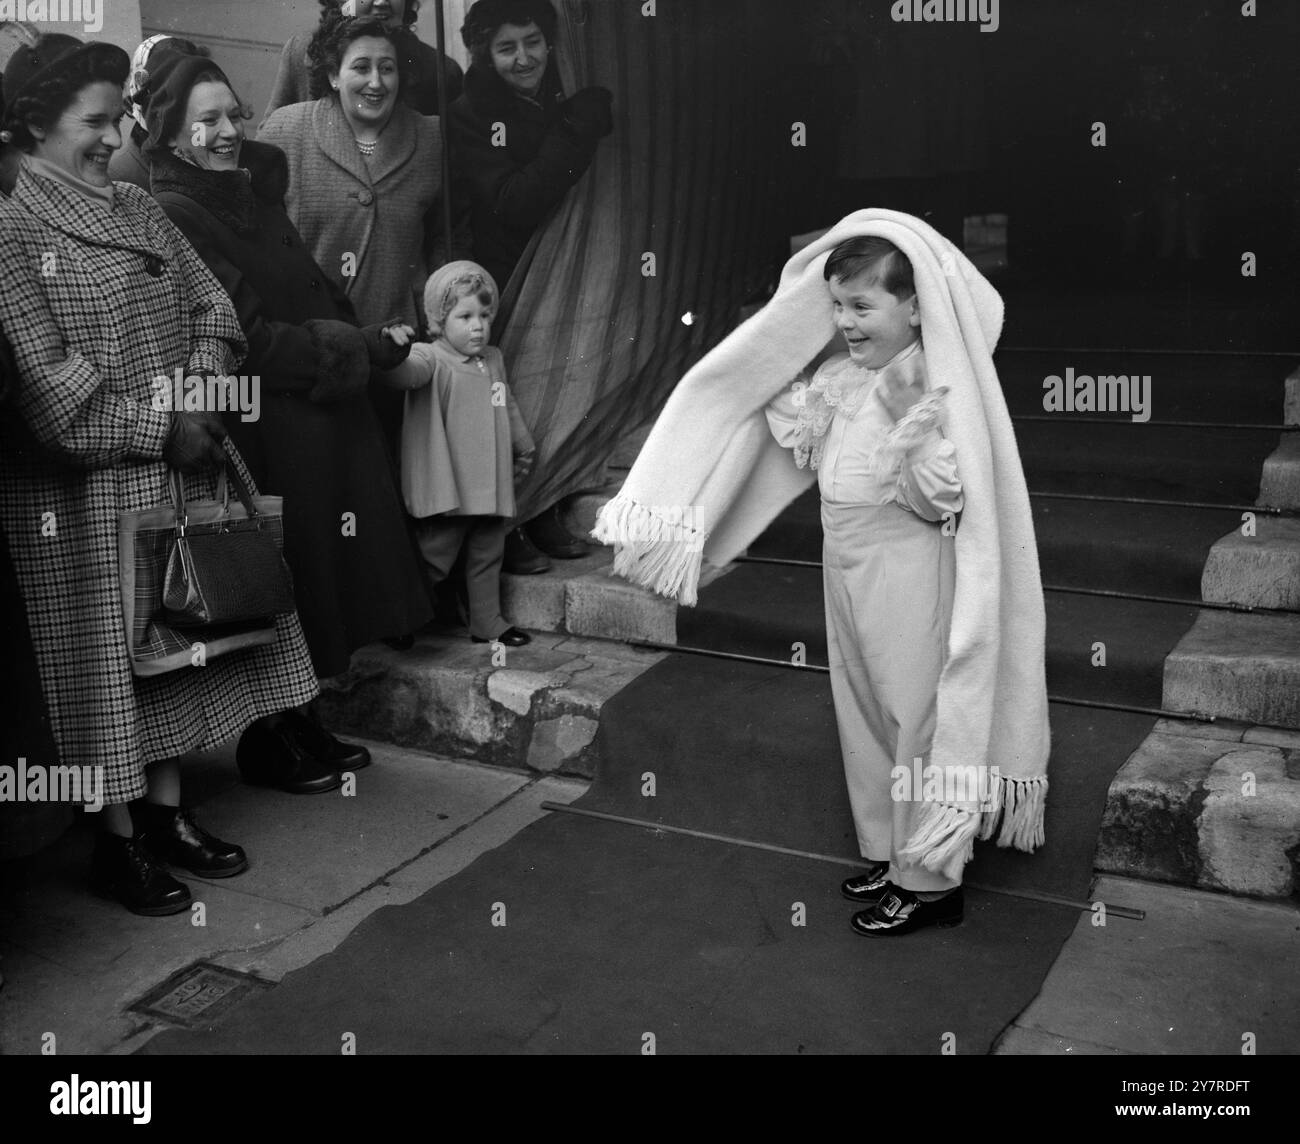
top-left (1, 47), bottom-right (128, 154)
top-left (824, 236), bottom-right (916, 300)
top-left (461, 0), bottom-right (558, 65)
top-left (316, 0), bottom-right (420, 27)
top-left (307, 15), bottom-right (405, 100)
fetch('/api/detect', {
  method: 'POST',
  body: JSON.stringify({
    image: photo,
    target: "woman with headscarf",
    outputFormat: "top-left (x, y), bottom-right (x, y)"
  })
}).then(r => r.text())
top-left (0, 35), bottom-right (320, 915)
top-left (448, 0), bottom-right (613, 573)
top-left (131, 49), bottom-right (435, 778)
top-left (264, 0), bottom-right (462, 120)
top-left (107, 32), bottom-right (206, 191)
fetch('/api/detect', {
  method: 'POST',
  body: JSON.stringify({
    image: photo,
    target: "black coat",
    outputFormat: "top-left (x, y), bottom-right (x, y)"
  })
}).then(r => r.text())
top-left (150, 143), bottom-right (432, 674)
top-left (447, 64), bottom-right (602, 289)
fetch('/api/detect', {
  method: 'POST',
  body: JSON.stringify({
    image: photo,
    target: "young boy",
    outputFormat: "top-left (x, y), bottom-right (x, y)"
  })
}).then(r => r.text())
top-left (765, 236), bottom-right (965, 935)
top-left (595, 210), bottom-right (1050, 928)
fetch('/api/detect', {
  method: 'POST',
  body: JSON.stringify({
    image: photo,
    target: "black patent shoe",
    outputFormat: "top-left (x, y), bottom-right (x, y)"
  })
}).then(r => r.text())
top-left (236, 719), bottom-right (341, 794)
top-left (850, 886), bottom-right (965, 937)
top-left (840, 861), bottom-right (892, 904)
top-left (526, 504), bottom-right (589, 560)
top-left (285, 709), bottom-right (371, 771)
top-left (472, 626), bottom-right (531, 647)
top-left (137, 803), bottom-right (249, 878)
top-left (503, 526), bottom-right (551, 575)
top-left (90, 833), bottom-right (192, 916)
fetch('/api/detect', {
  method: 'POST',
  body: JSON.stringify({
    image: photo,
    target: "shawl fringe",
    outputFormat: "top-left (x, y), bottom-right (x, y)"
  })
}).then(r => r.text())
top-left (898, 772), bottom-right (1048, 881)
top-left (592, 493), bottom-right (705, 607)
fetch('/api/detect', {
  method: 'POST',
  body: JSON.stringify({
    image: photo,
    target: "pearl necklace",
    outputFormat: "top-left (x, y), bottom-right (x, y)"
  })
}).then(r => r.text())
top-left (356, 138), bottom-right (377, 156)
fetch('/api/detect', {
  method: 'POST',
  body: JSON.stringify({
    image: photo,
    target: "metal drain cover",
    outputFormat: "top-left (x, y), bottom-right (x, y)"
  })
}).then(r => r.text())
top-left (129, 962), bottom-right (272, 1029)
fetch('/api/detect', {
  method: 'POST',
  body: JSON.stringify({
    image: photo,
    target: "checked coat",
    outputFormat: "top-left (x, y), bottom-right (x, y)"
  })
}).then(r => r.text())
top-left (0, 164), bottom-right (319, 805)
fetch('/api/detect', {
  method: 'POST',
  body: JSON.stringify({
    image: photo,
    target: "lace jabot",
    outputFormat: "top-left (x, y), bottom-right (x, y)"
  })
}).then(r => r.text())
top-left (789, 341), bottom-right (947, 475)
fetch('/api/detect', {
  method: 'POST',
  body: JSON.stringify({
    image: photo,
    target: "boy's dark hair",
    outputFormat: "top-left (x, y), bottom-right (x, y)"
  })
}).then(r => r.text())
top-left (2, 44), bottom-right (128, 153)
top-left (460, 0), bottom-right (558, 64)
top-left (824, 236), bottom-right (915, 300)
top-left (308, 15), bottom-right (405, 100)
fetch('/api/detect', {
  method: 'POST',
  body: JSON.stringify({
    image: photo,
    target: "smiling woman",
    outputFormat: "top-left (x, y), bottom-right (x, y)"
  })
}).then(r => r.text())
top-left (0, 35), bottom-right (321, 916)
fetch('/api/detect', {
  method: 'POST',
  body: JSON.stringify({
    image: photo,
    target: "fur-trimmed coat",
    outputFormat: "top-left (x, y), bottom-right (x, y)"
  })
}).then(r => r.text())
top-left (446, 63), bottom-right (600, 290)
top-left (0, 164), bottom-right (319, 804)
top-left (149, 142), bottom-right (433, 675)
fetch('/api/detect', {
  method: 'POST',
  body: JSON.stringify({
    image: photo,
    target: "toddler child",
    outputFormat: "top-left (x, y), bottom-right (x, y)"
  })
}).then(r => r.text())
top-left (382, 261), bottom-right (535, 647)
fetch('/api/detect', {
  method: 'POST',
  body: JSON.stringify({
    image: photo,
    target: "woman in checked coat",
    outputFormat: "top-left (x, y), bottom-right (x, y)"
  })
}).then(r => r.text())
top-left (0, 36), bottom-right (320, 916)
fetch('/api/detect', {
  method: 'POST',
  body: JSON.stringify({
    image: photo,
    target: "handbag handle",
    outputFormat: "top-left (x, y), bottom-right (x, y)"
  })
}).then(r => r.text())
top-left (169, 443), bottom-right (262, 534)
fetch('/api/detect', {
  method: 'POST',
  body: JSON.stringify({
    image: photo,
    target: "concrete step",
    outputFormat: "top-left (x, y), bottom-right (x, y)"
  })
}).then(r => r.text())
top-left (1259, 432), bottom-right (1300, 510)
top-left (501, 545), bottom-right (677, 644)
top-left (318, 631), bottom-right (666, 779)
top-left (1096, 719), bottom-right (1300, 899)
top-left (1162, 610), bottom-right (1300, 729)
top-left (1201, 516), bottom-right (1300, 611)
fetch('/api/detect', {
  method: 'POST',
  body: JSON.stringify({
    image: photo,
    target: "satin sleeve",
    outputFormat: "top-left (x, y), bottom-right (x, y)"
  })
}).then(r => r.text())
top-left (895, 430), bottom-right (964, 522)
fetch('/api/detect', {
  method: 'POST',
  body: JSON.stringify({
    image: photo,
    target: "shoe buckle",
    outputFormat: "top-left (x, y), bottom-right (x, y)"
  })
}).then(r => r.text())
top-left (880, 893), bottom-right (903, 918)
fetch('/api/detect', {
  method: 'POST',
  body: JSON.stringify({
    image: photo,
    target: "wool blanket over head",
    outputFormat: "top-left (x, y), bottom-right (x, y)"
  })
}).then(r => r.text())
top-left (592, 209), bottom-right (1051, 875)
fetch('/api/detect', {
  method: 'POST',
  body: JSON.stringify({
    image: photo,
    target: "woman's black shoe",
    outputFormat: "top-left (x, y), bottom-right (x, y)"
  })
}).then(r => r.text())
top-left (526, 504), bottom-right (589, 560)
top-left (472, 626), bottom-right (531, 647)
top-left (236, 719), bottom-right (342, 794)
top-left (503, 526), bottom-right (551, 575)
top-left (840, 861), bottom-right (892, 904)
top-left (136, 803), bottom-right (249, 878)
top-left (90, 833), bottom-right (192, 916)
top-left (850, 886), bottom-right (965, 936)
top-left (285, 709), bottom-right (371, 771)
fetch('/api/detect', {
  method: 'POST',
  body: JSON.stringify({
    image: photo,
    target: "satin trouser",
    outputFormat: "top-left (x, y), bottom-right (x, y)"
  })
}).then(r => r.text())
top-left (821, 499), bottom-right (959, 892)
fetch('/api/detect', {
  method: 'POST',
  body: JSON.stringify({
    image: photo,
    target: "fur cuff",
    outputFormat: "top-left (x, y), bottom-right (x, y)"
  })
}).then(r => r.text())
top-left (304, 319), bottom-right (369, 404)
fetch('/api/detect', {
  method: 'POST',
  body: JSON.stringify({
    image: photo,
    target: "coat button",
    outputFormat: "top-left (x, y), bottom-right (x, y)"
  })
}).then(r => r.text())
top-left (281, 235), bottom-right (293, 246)
top-left (143, 255), bottom-right (164, 277)
top-left (357, 189), bottom-right (374, 206)
top-left (310, 278), bottom-right (320, 289)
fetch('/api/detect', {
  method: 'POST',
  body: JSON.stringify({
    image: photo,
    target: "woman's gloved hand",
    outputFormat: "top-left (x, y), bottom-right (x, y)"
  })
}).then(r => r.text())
top-left (560, 86), bottom-right (614, 141)
top-left (361, 320), bottom-right (416, 370)
top-left (163, 410), bottom-right (228, 473)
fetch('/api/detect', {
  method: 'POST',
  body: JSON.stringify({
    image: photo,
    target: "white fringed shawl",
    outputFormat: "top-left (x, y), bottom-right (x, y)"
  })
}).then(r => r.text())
top-left (592, 209), bottom-right (1050, 877)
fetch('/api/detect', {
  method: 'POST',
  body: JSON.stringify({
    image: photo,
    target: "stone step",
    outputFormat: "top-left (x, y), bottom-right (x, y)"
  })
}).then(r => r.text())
top-left (500, 545), bottom-right (677, 644)
top-left (1162, 610), bottom-right (1300, 729)
top-left (1096, 719), bottom-right (1300, 899)
top-left (1201, 516), bottom-right (1300, 611)
top-left (1258, 432), bottom-right (1300, 510)
top-left (318, 631), bottom-right (666, 779)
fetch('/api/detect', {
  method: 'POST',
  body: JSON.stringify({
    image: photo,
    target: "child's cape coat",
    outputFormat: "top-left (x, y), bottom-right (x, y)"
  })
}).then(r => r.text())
top-left (592, 208), bottom-right (1050, 877)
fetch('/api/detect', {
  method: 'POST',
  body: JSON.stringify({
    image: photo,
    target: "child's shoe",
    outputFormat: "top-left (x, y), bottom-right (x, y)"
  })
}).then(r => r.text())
top-left (840, 861), bottom-right (891, 905)
top-left (850, 886), bottom-right (964, 936)
top-left (472, 627), bottom-right (531, 647)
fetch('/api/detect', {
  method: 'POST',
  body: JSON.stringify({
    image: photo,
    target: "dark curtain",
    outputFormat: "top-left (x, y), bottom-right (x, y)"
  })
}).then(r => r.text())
top-left (499, 0), bottom-right (806, 520)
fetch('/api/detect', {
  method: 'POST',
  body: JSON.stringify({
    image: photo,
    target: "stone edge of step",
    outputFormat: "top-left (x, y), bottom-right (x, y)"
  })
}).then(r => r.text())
top-left (1095, 718), bottom-right (1300, 900)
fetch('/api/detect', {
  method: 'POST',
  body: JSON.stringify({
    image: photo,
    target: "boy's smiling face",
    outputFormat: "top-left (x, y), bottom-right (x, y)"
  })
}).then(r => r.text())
top-left (829, 272), bottom-right (920, 369)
